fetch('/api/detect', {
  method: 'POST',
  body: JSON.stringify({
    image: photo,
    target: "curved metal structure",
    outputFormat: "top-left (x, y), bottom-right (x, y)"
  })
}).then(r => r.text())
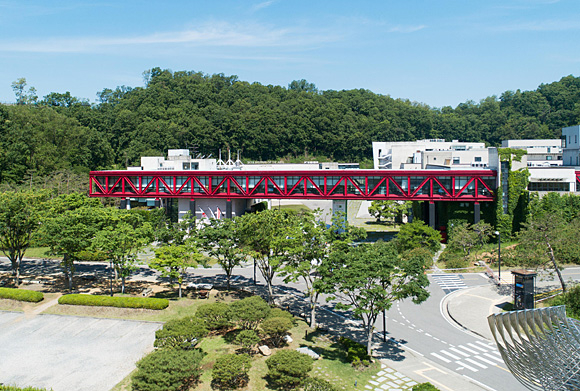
top-left (488, 306), bottom-right (580, 391)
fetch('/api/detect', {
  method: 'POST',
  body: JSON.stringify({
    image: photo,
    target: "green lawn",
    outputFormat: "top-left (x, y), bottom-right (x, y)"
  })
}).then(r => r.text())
top-left (23, 247), bottom-right (60, 259)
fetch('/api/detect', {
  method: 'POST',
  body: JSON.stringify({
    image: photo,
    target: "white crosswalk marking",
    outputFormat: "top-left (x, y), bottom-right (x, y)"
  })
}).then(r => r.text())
top-left (450, 347), bottom-right (470, 357)
top-left (473, 355), bottom-right (498, 366)
top-left (466, 358), bottom-right (488, 369)
top-left (467, 342), bottom-right (489, 352)
top-left (431, 274), bottom-right (467, 292)
top-left (456, 360), bottom-right (479, 372)
top-left (441, 350), bottom-right (461, 360)
top-left (431, 352), bottom-right (451, 363)
top-left (484, 353), bottom-right (504, 363)
top-left (456, 345), bottom-right (479, 355)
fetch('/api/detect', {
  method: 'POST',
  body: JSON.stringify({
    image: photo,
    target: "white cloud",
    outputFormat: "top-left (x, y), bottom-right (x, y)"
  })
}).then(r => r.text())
top-left (387, 25), bottom-right (427, 33)
top-left (0, 21), bottom-right (340, 54)
top-left (252, 0), bottom-right (276, 12)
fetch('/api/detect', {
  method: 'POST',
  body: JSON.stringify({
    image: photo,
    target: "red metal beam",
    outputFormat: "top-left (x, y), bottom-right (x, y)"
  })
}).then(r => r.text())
top-left (89, 170), bottom-right (497, 202)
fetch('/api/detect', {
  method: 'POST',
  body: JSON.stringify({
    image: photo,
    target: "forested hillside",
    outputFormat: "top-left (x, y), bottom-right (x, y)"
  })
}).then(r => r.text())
top-left (1, 68), bottom-right (580, 186)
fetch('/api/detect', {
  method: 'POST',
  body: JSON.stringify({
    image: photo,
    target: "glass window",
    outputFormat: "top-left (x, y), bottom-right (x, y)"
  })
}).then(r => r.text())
top-left (474, 156), bottom-right (482, 162)
top-left (452, 157), bottom-right (460, 165)
top-left (528, 182), bottom-right (569, 192)
top-left (546, 156), bottom-right (553, 160)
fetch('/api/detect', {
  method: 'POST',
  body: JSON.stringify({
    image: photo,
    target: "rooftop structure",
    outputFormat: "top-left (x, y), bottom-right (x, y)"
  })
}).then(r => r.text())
top-left (372, 139), bottom-right (492, 170)
top-left (501, 139), bottom-right (562, 167)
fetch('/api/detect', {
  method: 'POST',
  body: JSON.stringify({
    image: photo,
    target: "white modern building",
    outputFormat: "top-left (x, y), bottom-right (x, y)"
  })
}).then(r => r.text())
top-left (372, 139), bottom-right (492, 170)
top-left (501, 139), bottom-right (562, 167)
top-left (562, 125), bottom-right (580, 166)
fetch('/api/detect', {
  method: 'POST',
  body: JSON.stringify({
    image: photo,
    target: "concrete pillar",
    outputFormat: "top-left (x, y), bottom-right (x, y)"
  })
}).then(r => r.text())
top-left (226, 199), bottom-right (232, 219)
top-left (474, 202), bottom-right (480, 224)
top-left (126, 199), bottom-right (131, 210)
top-left (189, 199), bottom-right (196, 217)
top-left (119, 198), bottom-right (126, 210)
top-left (428, 202), bottom-right (435, 229)
top-left (154, 198), bottom-right (161, 208)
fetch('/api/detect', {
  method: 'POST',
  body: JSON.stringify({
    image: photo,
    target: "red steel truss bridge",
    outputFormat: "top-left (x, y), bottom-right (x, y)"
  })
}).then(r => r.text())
top-left (89, 170), bottom-right (497, 202)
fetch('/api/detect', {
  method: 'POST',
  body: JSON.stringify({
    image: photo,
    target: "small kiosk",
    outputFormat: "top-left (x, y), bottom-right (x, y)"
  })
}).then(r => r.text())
top-left (512, 269), bottom-right (537, 310)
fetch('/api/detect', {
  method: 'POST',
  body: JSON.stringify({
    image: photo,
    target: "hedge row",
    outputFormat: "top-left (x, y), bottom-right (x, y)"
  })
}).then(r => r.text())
top-left (0, 386), bottom-right (51, 391)
top-left (58, 294), bottom-right (168, 310)
top-left (0, 288), bottom-right (44, 303)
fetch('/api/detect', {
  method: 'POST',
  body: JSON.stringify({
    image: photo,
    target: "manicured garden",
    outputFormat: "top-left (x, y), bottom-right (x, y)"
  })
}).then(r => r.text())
top-left (111, 295), bottom-right (382, 391)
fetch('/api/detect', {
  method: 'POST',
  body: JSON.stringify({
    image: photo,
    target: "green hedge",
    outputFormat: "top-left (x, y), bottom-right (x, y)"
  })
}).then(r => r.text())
top-left (0, 386), bottom-right (52, 391)
top-left (58, 294), bottom-right (168, 310)
top-left (0, 288), bottom-right (44, 303)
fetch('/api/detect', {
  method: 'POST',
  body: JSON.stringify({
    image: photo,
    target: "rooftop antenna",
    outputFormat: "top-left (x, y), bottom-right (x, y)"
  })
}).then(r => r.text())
top-left (217, 149), bottom-right (226, 170)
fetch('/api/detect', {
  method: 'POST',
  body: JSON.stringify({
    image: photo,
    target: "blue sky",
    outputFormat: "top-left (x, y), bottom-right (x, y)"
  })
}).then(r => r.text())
top-left (0, 0), bottom-right (578, 108)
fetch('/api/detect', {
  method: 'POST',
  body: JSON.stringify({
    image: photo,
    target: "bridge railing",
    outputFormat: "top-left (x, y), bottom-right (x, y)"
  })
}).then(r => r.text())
top-left (89, 169), bottom-right (496, 201)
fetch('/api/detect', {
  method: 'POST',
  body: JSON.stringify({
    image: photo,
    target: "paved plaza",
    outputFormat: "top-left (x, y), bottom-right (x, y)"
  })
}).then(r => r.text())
top-left (0, 311), bottom-right (161, 391)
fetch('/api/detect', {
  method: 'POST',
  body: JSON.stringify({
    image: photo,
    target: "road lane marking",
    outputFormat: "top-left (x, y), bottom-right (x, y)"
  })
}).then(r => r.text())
top-left (430, 352), bottom-right (451, 363)
top-left (465, 358), bottom-right (487, 369)
top-left (475, 341), bottom-right (494, 348)
top-left (449, 347), bottom-right (470, 357)
top-left (441, 350), bottom-right (460, 360)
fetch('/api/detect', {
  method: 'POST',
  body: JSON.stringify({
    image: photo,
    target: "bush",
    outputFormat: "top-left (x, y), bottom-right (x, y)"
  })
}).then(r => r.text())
top-left (443, 253), bottom-right (469, 269)
top-left (0, 288), bottom-right (44, 303)
top-left (154, 316), bottom-right (208, 349)
top-left (338, 336), bottom-right (370, 364)
top-left (131, 348), bottom-right (204, 391)
top-left (266, 350), bottom-right (313, 389)
top-left (211, 353), bottom-right (251, 389)
top-left (303, 377), bottom-right (340, 391)
top-left (412, 382), bottom-right (440, 391)
top-left (228, 295), bottom-right (270, 330)
top-left (261, 317), bottom-right (293, 347)
top-left (234, 329), bottom-right (261, 353)
top-left (266, 308), bottom-right (295, 324)
top-left (195, 302), bottom-right (231, 330)
top-left (0, 386), bottom-right (51, 391)
top-left (58, 294), bottom-right (168, 310)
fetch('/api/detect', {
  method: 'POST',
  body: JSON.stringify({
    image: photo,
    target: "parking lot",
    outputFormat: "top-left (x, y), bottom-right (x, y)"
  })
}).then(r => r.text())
top-left (0, 312), bottom-right (161, 391)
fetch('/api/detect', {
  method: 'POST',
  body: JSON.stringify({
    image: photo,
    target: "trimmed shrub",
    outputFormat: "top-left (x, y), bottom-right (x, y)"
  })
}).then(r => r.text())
top-left (211, 353), bottom-right (251, 389)
top-left (234, 329), bottom-right (261, 353)
top-left (154, 316), bottom-right (208, 350)
top-left (266, 350), bottom-right (313, 389)
top-left (131, 348), bottom-right (204, 391)
top-left (303, 377), bottom-right (340, 391)
top-left (195, 302), bottom-right (231, 330)
top-left (440, 251), bottom-right (468, 269)
top-left (266, 308), bottom-right (295, 324)
top-left (261, 317), bottom-right (293, 347)
top-left (412, 382), bottom-right (440, 391)
top-left (0, 288), bottom-right (44, 303)
top-left (0, 386), bottom-right (52, 391)
top-left (58, 294), bottom-right (168, 310)
top-left (338, 336), bottom-right (370, 364)
top-left (228, 295), bottom-right (270, 330)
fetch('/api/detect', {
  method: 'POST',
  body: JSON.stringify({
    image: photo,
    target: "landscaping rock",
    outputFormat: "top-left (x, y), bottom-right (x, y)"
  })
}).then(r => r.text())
top-left (296, 346), bottom-right (320, 359)
top-left (259, 345), bottom-right (272, 356)
top-left (283, 335), bottom-right (293, 343)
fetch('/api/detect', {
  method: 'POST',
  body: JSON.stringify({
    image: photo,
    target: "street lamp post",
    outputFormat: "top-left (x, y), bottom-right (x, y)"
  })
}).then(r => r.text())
top-left (495, 231), bottom-right (501, 284)
top-left (383, 309), bottom-right (387, 342)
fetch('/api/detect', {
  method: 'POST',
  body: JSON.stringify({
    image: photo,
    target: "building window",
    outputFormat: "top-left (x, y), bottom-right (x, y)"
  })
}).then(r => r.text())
top-left (576, 135), bottom-right (578, 144)
top-left (528, 182), bottom-right (570, 192)
top-left (546, 156), bottom-right (553, 160)
top-left (562, 136), bottom-right (567, 148)
top-left (474, 156), bottom-right (482, 162)
top-left (452, 157), bottom-right (460, 165)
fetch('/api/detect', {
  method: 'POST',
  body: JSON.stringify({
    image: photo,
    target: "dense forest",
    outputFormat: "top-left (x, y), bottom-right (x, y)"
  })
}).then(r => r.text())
top-left (1, 68), bottom-right (580, 186)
